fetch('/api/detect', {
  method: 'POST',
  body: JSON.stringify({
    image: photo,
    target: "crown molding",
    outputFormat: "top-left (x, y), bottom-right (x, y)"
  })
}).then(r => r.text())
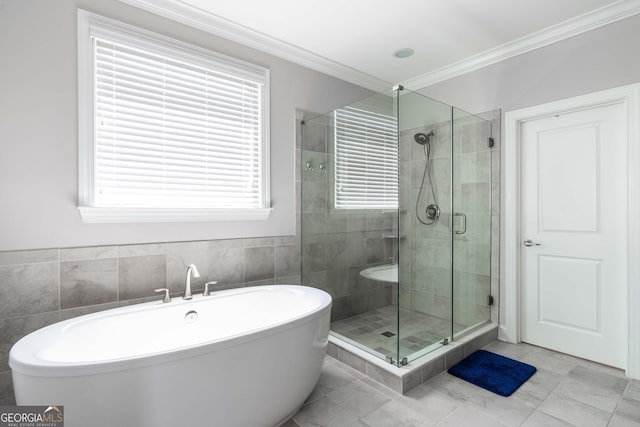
top-left (117, 0), bottom-right (640, 93)
top-left (115, 0), bottom-right (390, 91)
top-left (403, 0), bottom-right (640, 90)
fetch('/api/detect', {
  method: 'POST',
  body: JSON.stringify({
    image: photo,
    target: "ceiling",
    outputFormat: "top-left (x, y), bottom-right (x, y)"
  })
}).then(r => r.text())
top-left (119, 0), bottom-right (640, 91)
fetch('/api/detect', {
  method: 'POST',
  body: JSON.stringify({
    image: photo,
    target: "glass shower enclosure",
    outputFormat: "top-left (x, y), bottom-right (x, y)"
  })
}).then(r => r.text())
top-left (301, 86), bottom-right (493, 366)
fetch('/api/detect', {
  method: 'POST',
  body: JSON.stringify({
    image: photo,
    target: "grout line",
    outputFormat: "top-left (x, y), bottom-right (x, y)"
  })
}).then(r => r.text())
top-left (518, 407), bottom-right (537, 426)
top-left (606, 389), bottom-right (627, 427)
top-left (434, 401), bottom-right (467, 427)
top-left (115, 254), bottom-right (120, 302)
top-left (56, 249), bottom-right (61, 320)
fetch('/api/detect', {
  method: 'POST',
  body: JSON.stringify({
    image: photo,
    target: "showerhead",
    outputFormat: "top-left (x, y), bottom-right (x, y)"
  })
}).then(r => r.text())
top-left (414, 130), bottom-right (435, 145)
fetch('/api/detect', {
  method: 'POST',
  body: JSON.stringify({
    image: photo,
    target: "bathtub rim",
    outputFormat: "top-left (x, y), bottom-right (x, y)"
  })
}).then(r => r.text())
top-left (10, 284), bottom-right (331, 378)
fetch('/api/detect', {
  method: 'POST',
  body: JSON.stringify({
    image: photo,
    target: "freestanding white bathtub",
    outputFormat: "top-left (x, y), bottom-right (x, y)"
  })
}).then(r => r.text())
top-left (10, 285), bottom-right (331, 427)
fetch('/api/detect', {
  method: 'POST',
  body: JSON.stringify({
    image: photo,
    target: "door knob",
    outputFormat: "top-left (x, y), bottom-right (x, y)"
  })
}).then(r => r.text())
top-left (523, 239), bottom-right (541, 247)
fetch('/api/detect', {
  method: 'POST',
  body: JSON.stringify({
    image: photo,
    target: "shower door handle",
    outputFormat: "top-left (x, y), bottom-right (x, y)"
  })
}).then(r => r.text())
top-left (452, 212), bottom-right (466, 235)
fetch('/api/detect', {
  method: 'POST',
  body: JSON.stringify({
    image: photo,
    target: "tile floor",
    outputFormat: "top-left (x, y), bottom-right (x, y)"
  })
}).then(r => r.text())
top-left (286, 340), bottom-right (640, 427)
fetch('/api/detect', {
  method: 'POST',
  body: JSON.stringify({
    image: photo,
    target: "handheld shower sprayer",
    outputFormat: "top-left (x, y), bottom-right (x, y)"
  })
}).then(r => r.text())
top-left (414, 130), bottom-right (435, 145)
top-left (414, 130), bottom-right (440, 225)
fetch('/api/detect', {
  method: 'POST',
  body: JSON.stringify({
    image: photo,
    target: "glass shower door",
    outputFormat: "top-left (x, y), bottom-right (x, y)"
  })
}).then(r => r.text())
top-left (301, 89), bottom-right (401, 364)
top-left (452, 108), bottom-right (493, 338)
top-left (397, 88), bottom-right (454, 364)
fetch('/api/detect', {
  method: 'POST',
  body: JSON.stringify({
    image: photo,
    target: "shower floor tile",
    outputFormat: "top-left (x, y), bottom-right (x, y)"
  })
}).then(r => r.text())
top-left (330, 305), bottom-right (452, 359)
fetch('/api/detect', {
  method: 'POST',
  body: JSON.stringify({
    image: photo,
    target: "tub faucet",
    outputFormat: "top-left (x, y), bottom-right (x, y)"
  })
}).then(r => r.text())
top-left (183, 264), bottom-right (200, 300)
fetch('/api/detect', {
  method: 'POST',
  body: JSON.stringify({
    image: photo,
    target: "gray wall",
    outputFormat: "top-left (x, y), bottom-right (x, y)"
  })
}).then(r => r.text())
top-left (0, 0), bottom-right (371, 251)
top-left (0, 0), bottom-right (372, 404)
top-left (417, 14), bottom-right (640, 114)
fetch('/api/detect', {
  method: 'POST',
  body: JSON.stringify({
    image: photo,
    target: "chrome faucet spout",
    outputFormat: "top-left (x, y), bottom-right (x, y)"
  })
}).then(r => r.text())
top-left (184, 264), bottom-right (200, 300)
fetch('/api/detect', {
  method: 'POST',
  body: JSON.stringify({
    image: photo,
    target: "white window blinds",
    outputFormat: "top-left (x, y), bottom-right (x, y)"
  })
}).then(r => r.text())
top-left (93, 37), bottom-right (266, 209)
top-left (334, 106), bottom-right (398, 209)
top-left (77, 11), bottom-right (272, 223)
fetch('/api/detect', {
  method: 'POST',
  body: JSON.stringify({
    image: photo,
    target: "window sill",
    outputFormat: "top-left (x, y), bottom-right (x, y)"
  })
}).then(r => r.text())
top-left (77, 207), bottom-right (273, 223)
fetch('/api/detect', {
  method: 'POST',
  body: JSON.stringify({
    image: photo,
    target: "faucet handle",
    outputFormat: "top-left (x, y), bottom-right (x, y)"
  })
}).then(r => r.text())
top-left (154, 288), bottom-right (171, 303)
top-left (203, 281), bottom-right (218, 296)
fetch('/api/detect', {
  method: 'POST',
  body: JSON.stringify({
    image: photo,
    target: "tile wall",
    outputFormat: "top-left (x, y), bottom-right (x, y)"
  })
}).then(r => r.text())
top-left (398, 110), bottom-right (501, 334)
top-left (300, 117), bottom-right (397, 322)
top-left (0, 236), bottom-right (302, 405)
top-left (300, 107), bottom-right (501, 342)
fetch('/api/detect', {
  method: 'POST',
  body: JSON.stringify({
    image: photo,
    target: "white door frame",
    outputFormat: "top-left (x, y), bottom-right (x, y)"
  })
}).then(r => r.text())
top-left (503, 83), bottom-right (640, 378)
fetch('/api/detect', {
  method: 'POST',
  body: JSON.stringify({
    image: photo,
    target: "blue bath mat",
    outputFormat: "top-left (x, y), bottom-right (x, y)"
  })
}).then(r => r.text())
top-left (447, 350), bottom-right (536, 396)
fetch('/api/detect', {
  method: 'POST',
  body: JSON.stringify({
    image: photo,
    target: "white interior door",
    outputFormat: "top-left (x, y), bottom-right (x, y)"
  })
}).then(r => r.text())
top-left (521, 101), bottom-right (628, 369)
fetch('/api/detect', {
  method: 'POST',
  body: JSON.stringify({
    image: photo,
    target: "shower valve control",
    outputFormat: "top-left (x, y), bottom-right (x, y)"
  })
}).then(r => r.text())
top-left (425, 204), bottom-right (441, 221)
top-left (523, 239), bottom-right (541, 247)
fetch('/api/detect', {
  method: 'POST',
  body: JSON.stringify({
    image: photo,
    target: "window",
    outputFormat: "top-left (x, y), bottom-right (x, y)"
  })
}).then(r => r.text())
top-left (77, 11), bottom-right (271, 222)
top-left (334, 106), bottom-right (398, 209)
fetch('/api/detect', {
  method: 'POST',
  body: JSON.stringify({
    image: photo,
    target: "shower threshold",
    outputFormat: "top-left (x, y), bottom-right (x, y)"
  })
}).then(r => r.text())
top-left (327, 322), bottom-right (498, 395)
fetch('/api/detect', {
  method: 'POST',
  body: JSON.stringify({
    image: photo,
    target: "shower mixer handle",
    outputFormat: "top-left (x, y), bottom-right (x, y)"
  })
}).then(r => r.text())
top-left (154, 288), bottom-right (171, 303)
